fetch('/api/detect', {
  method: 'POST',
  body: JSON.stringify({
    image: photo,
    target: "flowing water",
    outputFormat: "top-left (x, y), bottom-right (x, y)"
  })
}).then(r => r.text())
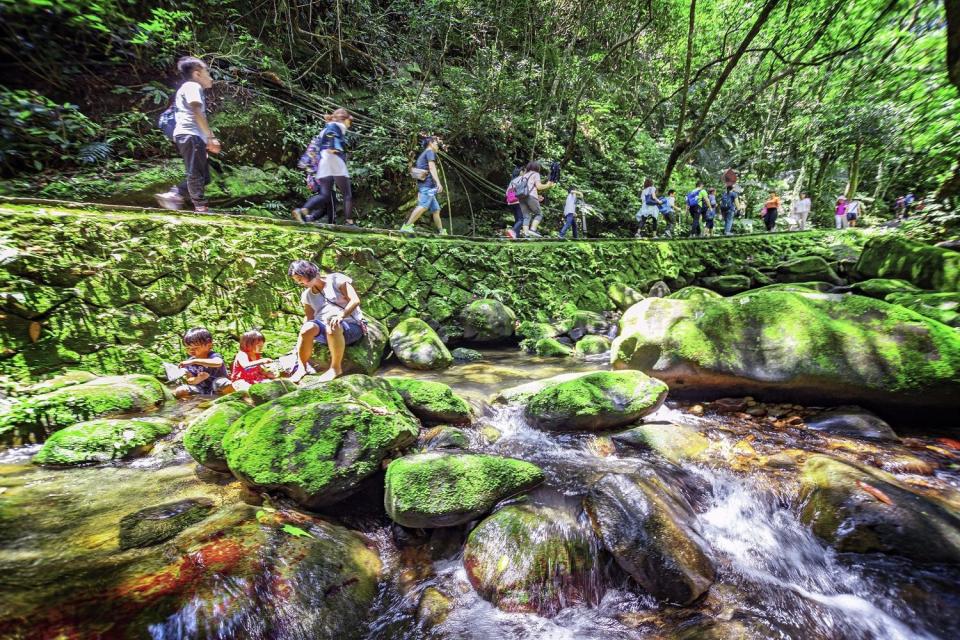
top-left (2, 350), bottom-right (959, 639)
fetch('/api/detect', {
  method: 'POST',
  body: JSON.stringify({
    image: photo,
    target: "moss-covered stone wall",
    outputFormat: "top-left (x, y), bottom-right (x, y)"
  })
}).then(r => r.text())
top-left (0, 203), bottom-right (867, 383)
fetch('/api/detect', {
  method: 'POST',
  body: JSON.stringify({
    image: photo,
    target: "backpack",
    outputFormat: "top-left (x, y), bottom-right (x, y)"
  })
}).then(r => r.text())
top-left (686, 189), bottom-right (701, 207)
top-left (720, 191), bottom-right (735, 213)
top-left (158, 104), bottom-right (176, 140)
top-left (509, 172), bottom-right (532, 198)
top-left (505, 183), bottom-right (519, 205)
top-left (643, 188), bottom-right (657, 206)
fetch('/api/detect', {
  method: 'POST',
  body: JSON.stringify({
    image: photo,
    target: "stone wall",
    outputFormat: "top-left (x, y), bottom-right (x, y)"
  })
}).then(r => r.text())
top-left (0, 203), bottom-right (867, 383)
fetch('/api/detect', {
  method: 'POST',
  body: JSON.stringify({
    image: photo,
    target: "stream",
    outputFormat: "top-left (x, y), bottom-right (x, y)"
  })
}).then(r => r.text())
top-left (1, 350), bottom-right (959, 639)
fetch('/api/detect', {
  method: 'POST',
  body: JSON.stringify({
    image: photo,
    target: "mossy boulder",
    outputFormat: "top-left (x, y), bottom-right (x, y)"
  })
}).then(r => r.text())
top-left (389, 317), bottom-right (453, 370)
top-left (384, 452), bottom-right (545, 528)
top-left (0, 374), bottom-right (169, 445)
top-left (311, 316), bottom-right (389, 375)
top-left (461, 299), bottom-right (517, 342)
top-left (587, 473), bottom-right (715, 604)
top-left (774, 256), bottom-right (843, 285)
top-left (32, 417), bottom-right (172, 466)
top-left (386, 377), bottom-right (472, 425)
top-left (612, 422), bottom-right (710, 463)
top-left (524, 370), bottom-right (668, 432)
top-left (222, 375), bottom-right (420, 508)
top-left (183, 400), bottom-right (252, 472)
top-left (492, 371), bottom-right (592, 404)
top-left (574, 334), bottom-right (612, 357)
top-left (745, 281), bottom-right (834, 294)
top-left (700, 275), bottom-right (751, 295)
top-left (608, 283), bottom-right (645, 311)
top-left (21, 369), bottom-right (97, 395)
top-left (848, 278), bottom-right (922, 299)
top-left (451, 347), bottom-right (483, 362)
top-left (245, 378), bottom-right (298, 404)
top-left (118, 498), bottom-right (215, 550)
top-left (856, 234), bottom-right (960, 291)
top-left (534, 337), bottom-right (573, 357)
top-left (885, 291), bottom-right (960, 328)
top-left (668, 286), bottom-right (723, 303)
top-left (463, 504), bottom-right (601, 615)
top-left (798, 455), bottom-right (960, 564)
top-left (517, 320), bottom-right (561, 341)
top-left (610, 292), bottom-right (960, 411)
top-left (563, 310), bottom-right (613, 340)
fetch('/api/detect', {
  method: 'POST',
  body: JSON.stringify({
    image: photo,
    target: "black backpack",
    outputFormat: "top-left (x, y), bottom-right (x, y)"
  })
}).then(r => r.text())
top-left (158, 100), bottom-right (176, 140)
top-left (720, 191), bottom-right (736, 213)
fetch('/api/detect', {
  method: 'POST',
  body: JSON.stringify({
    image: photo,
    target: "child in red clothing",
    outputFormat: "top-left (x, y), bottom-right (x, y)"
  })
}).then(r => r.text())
top-left (230, 330), bottom-right (276, 390)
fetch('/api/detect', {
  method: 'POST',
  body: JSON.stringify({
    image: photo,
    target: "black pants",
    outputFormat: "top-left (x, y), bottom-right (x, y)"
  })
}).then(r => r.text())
top-left (689, 205), bottom-right (702, 236)
top-left (174, 135), bottom-right (210, 207)
top-left (316, 175), bottom-right (353, 222)
top-left (510, 204), bottom-right (523, 236)
top-left (303, 190), bottom-right (337, 223)
top-left (764, 208), bottom-right (778, 231)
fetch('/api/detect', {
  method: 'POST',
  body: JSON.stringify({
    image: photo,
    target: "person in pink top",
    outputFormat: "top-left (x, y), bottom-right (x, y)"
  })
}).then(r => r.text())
top-left (835, 196), bottom-right (848, 229)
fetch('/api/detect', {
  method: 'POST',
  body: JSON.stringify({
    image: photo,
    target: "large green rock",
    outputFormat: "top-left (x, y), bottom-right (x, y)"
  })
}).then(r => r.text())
top-left (461, 299), bottom-right (517, 342)
top-left (848, 278), bottom-right (922, 299)
top-left (610, 292), bottom-right (960, 410)
top-left (312, 316), bottom-right (389, 375)
top-left (184, 400), bottom-right (252, 472)
top-left (534, 337), bottom-right (573, 357)
top-left (222, 375), bottom-right (420, 509)
top-left (574, 334), bottom-right (612, 357)
top-left (463, 504), bottom-right (600, 615)
top-left (32, 417), bottom-right (172, 465)
top-left (856, 234), bottom-right (960, 291)
top-left (774, 256), bottom-right (843, 285)
top-left (885, 291), bottom-right (960, 328)
top-left (0, 374), bottom-right (169, 445)
top-left (607, 282), bottom-right (645, 311)
top-left (524, 370), bottom-right (668, 432)
top-left (492, 371), bottom-right (593, 404)
top-left (389, 317), bottom-right (453, 370)
top-left (384, 452), bottom-right (545, 528)
top-left (799, 455), bottom-right (960, 564)
top-left (21, 370), bottom-right (97, 395)
top-left (668, 286), bottom-right (723, 303)
top-left (587, 473), bottom-right (715, 605)
top-left (700, 275), bottom-right (751, 295)
top-left (385, 377), bottom-right (472, 425)
top-left (118, 498), bottom-right (215, 550)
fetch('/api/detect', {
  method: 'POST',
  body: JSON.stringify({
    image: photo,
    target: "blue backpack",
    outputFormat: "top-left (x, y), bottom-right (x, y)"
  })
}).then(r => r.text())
top-left (158, 104), bottom-right (176, 140)
top-left (686, 189), bottom-right (701, 207)
top-left (720, 191), bottom-right (736, 213)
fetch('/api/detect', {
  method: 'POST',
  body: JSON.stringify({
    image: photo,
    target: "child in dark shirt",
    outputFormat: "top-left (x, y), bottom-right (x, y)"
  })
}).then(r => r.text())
top-left (174, 327), bottom-right (232, 398)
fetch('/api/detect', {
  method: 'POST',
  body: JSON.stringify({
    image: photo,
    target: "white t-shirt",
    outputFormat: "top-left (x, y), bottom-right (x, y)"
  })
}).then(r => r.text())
top-left (642, 186), bottom-right (657, 203)
top-left (300, 272), bottom-right (363, 324)
top-left (564, 192), bottom-right (577, 216)
top-left (847, 200), bottom-right (861, 215)
top-left (794, 198), bottom-right (811, 214)
top-left (172, 81), bottom-right (207, 142)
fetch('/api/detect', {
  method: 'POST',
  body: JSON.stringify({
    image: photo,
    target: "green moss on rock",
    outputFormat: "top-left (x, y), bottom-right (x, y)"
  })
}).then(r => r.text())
top-left (33, 417), bottom-right (172, 465)
top-left (21, 370), bottom-right (97, 395)
top-left (849, 278), bottom-right (922, 299)
top-left (0, 374), bottom-right (169, 445)
top-left (386, 377), bottom-right (472, 425)
top-left (607, 283), bottom-right (645, 311)
top-left (525, 370), bottom-right (668, 432)
top-left (775, 256), bottom-right (843, 285)
top-left (388, 317), bottom-right (453, 370)
top-left (223, 375), bottom-right (419, 508)
top-left (884, 291), bottom-right (960, 328)
top-left (451, 347), bottom-right (483, 362)
top-left (856, 234), bottom-right (960, 291)
top-left (384, 452), bottom-right (545, 527)
top-left (461, 299), bottom-right (517, 342)
top-left (118, 498), bottom-right (215, 550)
top-left (700, 275), bottom-right (751, 295)
top-left (668, 286), bottom-right (723, 303)
top-left (611, 422), bottom-right (710, 463)
top-left (574, 335), bottom-right (612, 357)
top-left (184, 400), bottom-right (252, 472)
top-left (534, 338), bottom-right (573, 357)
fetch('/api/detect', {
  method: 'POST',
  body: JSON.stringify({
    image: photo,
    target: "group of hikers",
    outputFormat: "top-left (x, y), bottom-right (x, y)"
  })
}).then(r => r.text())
top-left (154, 56), bottom-right (904, 239)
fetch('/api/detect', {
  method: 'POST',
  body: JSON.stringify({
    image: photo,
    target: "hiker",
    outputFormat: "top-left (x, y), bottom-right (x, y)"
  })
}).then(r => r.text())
top-left (292, 132), bottom-right (336, 222)
top-left (559, 188), bottom-right (582, 239)
top-left (792, 192), bottom-right (812, 231)
top-left (703, 188), bottom-right (718, 237)
top-left (400, 136), bottom-right (446, 235)
top-left (659, 189), bottom-right (677, 237)
top-left (894, 195), bottom-right (906, 219)
top-left (762, 191), bottom-right (781, 232)
top-left (835, 196), bottom-right (849, 229)
top-left (510, 161), bottom-right (555, 237)
top-left (287, 260), bottom-right (367, 384)
top-left (155, 57), bottom-right (220, 213)
top-left (846, 197), bottom-right (862, 227)
top-left (719, 185), bottom-right (738, 236)
top-left (904, 193), bottom-right (915, 217)
top-left (636, 179), bottom-right (662, 238)
top-left (685, 181), bottom-right (708, 237)
top-left (293, 108), bottom-right (355, 225)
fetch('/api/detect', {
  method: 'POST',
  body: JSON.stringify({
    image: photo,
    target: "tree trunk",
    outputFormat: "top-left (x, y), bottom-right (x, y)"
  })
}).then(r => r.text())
top-left (846, 140), bottom-right (863, 198)
top-left (947, 0), bottom-right (960, 90)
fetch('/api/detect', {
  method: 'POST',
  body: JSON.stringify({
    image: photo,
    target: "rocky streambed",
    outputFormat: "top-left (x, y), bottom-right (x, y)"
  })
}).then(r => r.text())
top-left (1, 349), bottom-right (959, 640)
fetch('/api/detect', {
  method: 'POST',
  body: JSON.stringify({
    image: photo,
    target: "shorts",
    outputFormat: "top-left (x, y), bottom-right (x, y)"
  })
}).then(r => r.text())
top-left (417, 186), bottom-right (441, 212)
top-left (316, 151), bottom-right (349, 178)
top-left (175, 377), bottom-right (232, 397)
top-left (312, 318), bottom-right (365, 345)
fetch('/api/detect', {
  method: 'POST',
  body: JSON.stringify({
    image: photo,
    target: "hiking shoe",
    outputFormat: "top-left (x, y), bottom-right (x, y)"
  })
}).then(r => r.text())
top-left (154, 190), bottom-right (184, 210)
top-left (399, 224), bottom-right (416, 234)
top-left (506, 229), bottom-right (517, 239)
top-left (438, 228), bottom-right (448, 236)
top-left (524, 229), bottom-right (542, 238)
top-left (291, 208), bottom-right (307, 223)
top-left (194, 205), bottom-right (210, 213)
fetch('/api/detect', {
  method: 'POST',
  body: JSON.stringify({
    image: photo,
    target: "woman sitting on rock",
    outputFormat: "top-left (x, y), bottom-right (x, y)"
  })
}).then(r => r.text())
top-left (287, 259), bottom-right (366, 383)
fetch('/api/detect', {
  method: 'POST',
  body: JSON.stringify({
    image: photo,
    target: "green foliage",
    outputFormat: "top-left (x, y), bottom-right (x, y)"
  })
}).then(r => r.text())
top-left (0, 89), bottom-right (102, 172)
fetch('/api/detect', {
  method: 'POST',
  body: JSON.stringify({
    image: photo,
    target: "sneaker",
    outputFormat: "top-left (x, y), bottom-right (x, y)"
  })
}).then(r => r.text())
top-left (524, 229), bottom-right (542, 238)
top-left (194, 205), bottom-right (210, 213)
top-left (399, 224), bottom-right (416, 234)
top-left (154, 190), bottom-right (184, 210)
top-left (438, 228), bottom-right (448, 236)
top-left (506, 229), bottom-right (517, 239)
top-left (291, 208), bottom-right (307, 223)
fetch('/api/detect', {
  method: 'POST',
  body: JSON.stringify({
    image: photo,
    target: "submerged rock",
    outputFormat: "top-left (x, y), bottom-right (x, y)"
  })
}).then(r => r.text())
top-left (223, 375), bottom-right (419, 509)
top-left (451, 347), bottom-right (483, 362)
top-left (416, 586), bottom-right (454, 627)
top-left (389, 317), bottom-right (453, 370)
top-left (384, 452), bottom-right (544, 527)
top-left (799, 455), bottom-right (960, 564)
top-left (535, 337), bottom-right (573, 357)
top-left (608, 282), bottom-right (645, 311)
top-left (610, 292), bottom-right (960, 411)
top-left (386, 377), bottom-right (472, 425)
top-left (184, 400), bottom-right (252, 472)
top-left (587, 473), bottom-right (715, 605)
top-left (0, 374), bottom-right (169, 445)
top-left (805, 408), bottom-right (899, 442)
top-left (461, 298), bottom-right (517, 342)
top-left (856, 234), bottom-right (960, 291)
top-left (33, 417), bottom-right (172, 466)
top-left (118, 498), bottom-right (215, 550)
top-left (574, 334), bottom-right (612, 357)
top-left (775, 256), bottom-right (843, 285)
top-left (612, 422), bottom-right (710, 463)
top-left (463, 503), bottom-right (601, 615)
top-left (524, 370), bottom-right (668, 432)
